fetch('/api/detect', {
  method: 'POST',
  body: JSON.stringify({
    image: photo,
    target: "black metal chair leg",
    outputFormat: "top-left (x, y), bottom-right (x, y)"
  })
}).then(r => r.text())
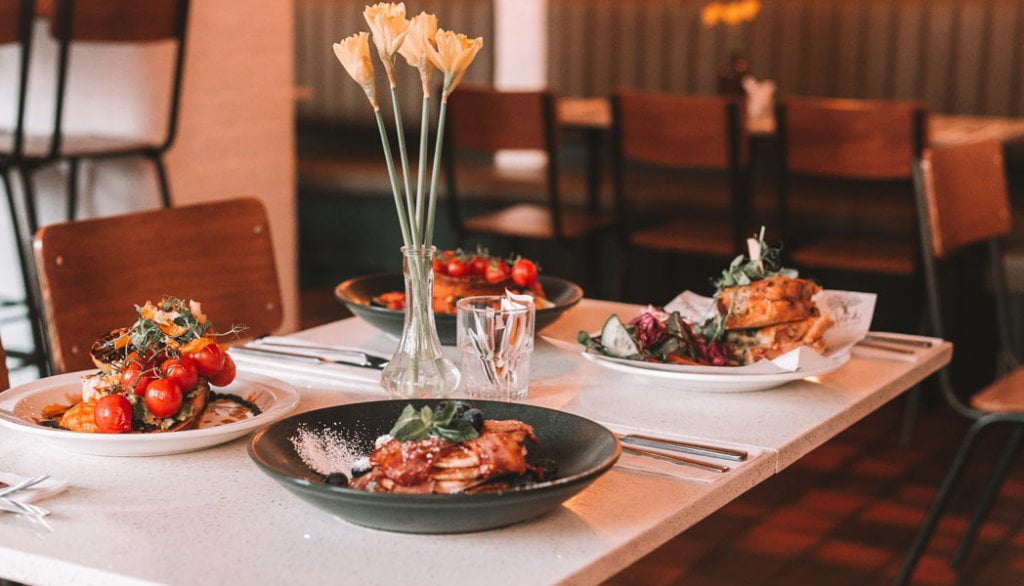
top-left (66, 158), bottom-right (80, 220)
top-left (2, 168), bottom-right (49, 378)
top-left (17, 165), bottom-right (39, 235)
top-left (895, 418), bottom-right (988, 586)
top-left (900, 385), bottom-right (922, 448)
top-left (950, 424), bottom-right (1024, 568)
top-left (150, 152), bottom-right (173, 208)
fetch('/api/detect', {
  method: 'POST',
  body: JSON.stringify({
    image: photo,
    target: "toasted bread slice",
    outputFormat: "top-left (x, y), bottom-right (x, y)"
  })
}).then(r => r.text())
top-left (717, 277), bottom-right (822, 330)
top-left (90, 328), bottom-right (132, 372)
top-left (161, 384), bottom-right (210, 433)
top-left (725, 315), bottom-right (834, 363)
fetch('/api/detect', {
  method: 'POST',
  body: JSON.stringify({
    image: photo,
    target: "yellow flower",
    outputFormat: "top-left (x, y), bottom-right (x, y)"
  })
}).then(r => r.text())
top-left (333, 32), bottom-right (378, 109)
top-left (398, 12), bottom-right (438, 93)
top-left (427, 29), bottom-right (484, 100)
top-left (363, 2), bottom-right (411, 86)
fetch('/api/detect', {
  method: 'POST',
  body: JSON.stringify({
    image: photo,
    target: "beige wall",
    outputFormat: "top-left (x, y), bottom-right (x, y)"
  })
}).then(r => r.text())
top-left (0, 0), bottom-right (299, 335)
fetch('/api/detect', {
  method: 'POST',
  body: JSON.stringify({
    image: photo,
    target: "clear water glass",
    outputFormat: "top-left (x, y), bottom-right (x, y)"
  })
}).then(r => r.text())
top-left (456, 295), bottom-right (535, 401)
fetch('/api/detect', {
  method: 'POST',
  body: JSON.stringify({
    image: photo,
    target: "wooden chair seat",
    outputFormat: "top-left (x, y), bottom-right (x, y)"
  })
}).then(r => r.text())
top-left (629, 219), bottom-right (736, 257)
top-left (34, 197), bottom-right (283, 373)
top-left (790, 238), bottom-right (916, 275)
top-left (464, 203), bottom-right (615, 241)
top-left (971, 367), bottom-right (1024, 413)
top-left (0, 130), bottom-right (153, 158)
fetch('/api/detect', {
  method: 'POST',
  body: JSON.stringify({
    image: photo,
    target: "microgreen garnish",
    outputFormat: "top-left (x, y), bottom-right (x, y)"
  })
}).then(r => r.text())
top-left (712, 227), bottom-right (797, 290)
top-left (388, 402), bottom-right (480, 443)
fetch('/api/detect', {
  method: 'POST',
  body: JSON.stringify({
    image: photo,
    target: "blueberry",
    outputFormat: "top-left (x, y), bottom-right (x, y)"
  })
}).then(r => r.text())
top-left (350, 459), bottom-right (372, 479)
top-left (451, 401), bottom-right (474, 418)
top-left (461, 408), bottom-right (485, 433)
top-left (323, 472), bottom-right (349, 487)
top-left (510, 470), bottom-right (538, 487)
top-left (533, 459), bottom-right (558, 481)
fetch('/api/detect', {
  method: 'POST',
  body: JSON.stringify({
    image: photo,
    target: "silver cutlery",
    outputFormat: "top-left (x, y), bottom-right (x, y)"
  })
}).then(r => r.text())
top-left (621, 444), bottom-right (730, 473)
top-left (0, 497), bottom-right (49, 517)
top-left (618, 433), bottom-right (748, 462)
top-left (0, 474), bottom-right (49, 499)
top-left (855, 340), bottom-right (917, 355)
top-left (253, 337), bottom-right (381, 356)
top-left (863, 334), bottom-right (934, 348)
top-left (233, 345), bottom-right (389, 370)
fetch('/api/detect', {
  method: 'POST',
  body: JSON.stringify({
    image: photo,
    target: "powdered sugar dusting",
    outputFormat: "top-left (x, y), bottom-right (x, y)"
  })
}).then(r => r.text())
top-left (290, 425), bottom-right (366, 476)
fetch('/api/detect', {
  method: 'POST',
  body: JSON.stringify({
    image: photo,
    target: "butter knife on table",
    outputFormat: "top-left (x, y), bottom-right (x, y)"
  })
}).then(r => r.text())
top-left (232, 345), bottom-right (389, 370)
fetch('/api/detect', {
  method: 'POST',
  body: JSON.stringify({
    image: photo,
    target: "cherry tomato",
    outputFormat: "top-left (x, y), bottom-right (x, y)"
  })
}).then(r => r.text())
top-left (511, 259), bottom-right (539, 287)
top-left (469, 256), bottom-right (488, 276)
top-left (144, 379), bottom-right (183, 418)
top-left (485, 261), bottom-right (510, 284)
top-left (446, 258), bottom-right (469, 278)
top-left (187, 343), bottom-right (226, 377)
top-left (161, 356), bottom-right (199, 391)
top-left (433, 258), bottom-right (447, 275)
top-left (120, 361), bottom-right (154, 396)
top-left (209, 354), bottom-right (237, 387)
top-left (93, 394), bottom-right (133, 433)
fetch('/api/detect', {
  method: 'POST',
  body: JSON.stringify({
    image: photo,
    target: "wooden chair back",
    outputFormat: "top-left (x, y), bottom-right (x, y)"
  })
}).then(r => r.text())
top-left (49, 0), bottom-right (185, 42)
top-left (34, 197), bottom-right (283, 373)
top-left (446, 85), bottom-right (556, 152)
top-left (917, 140), bottom-right (1012, 260)
top-left (0, 0), bottom-right (31, 44)
top-left (0, 334), bottom-right (9, 391)
top-left (613, 89), bottom-right (746, 169)
top-left (779, 97), bottom-right (926, 180)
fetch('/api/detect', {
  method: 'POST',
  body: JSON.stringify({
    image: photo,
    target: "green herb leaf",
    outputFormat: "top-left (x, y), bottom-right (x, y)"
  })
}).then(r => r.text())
top-left (391, 419), bottom-right (431, 442)
top-left (389, 402), bottom-right (481, 443)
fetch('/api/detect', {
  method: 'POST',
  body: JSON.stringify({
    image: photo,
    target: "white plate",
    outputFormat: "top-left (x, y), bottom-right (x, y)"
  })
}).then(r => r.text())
top-left (581, 351), bottom-right (851, 392)
top-left (0, 370), bottom-right (300, 456)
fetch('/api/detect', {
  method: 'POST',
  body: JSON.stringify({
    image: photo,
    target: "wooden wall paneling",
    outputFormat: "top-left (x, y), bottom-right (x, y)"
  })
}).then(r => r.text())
top-left (553, 0), bottom-right (584, 95)
top-left (589, 0), bottom-right (614, 96)
top-left (984, 0), bottom-right (1021, 116)
top-left (1013, 1), bottom-right (1024, 116)
top-left (680, 1), bottom-right (703, 94)
top-left (774, 0), bottom-right (806, 98)
top-left (891, 0), bottom-right (926, 101)
top-left (694, 3), bottom-right (720, 94)
top-left (801, 0), bottom-right (835, 98)
top-left (641, 0), bottom-right (669, 91)
top-left (746, 0), bottom-right (777, 86)
top-left (862, 0), bottom-right (898, 99)
top-left (951, 1), bottom-right (989, 114)
top-left (616, 0), bottom-right (642, 91)
top-left (832, 1), bottom-right (864, 98)
top-left (546, 0), bottom-right (565, 93)
top-left (923, 0), bottom-right (955, 113)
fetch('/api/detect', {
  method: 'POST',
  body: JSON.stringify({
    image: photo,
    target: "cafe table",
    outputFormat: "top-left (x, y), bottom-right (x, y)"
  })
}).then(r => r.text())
top-left (0, 298), bottom-right (951, 585)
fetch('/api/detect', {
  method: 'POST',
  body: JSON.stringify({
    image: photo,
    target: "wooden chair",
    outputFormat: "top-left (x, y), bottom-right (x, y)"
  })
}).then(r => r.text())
top-left (444, 85), bottom-right (615, 244)
top-left (897, 140), bottom-right (1024, 584)
top-left (16, 0), bottom-right (190, 235)
top-left (611, 89), bottom-right (750, 260)
top-left (33, 197), bottom-right (283, 373)
top-left (776, 97), bottom-right (927, 276)
top-left (0, 0), bottom-right (49, 374)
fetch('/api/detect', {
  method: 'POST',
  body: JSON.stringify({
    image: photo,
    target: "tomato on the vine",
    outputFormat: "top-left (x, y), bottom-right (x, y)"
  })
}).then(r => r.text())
top-left (209, 354), bottom-right (237, 387)
top-left (469, 256), bottom-right (488, 276)
top-left (144, 379), bottom-right (183, 418)
top-left (432, 258), bottom-right (447, 275)
top-left (120, 360), bottom-right (154, 396)
top-left (161, 356), bottom-right (199, 391)
top-left (485, 261), bottom-right (510, 284)
top-left (446, 258), bottom-right (469, 278)
top-left (511, 259), bottom-right (539, 287)
top-left (186, 342), bottom-right (226, 378)
top-left (94, 394), bottom-right (133, 433)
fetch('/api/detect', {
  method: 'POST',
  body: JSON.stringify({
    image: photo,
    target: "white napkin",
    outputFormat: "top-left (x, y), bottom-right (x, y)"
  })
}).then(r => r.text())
top-left (0, 472), bottom-right (68, 506)
top-left (605, 424), bottom-right (767, 485)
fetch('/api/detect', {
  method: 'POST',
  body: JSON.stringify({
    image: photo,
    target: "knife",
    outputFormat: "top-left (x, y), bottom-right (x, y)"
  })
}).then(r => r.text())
top-left (618, 434), bottom-right (748, 462)
top-left (232, 345), bottom-right (389, 370)
top-left (621, 444), bottom-right (731, 473)
top-left (863, 334), bottom-right (934, 348)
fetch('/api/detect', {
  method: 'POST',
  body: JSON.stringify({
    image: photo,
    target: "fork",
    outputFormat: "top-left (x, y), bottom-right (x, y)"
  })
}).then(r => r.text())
top-left (0, 497), bottom-right (50, 517)
top-left (0, 474), bottom-right (49, 499)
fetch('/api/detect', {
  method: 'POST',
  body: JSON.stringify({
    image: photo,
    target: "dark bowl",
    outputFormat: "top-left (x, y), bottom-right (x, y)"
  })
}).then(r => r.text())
top-left (334, 273), bottom-right (583, 344)
top-left (247, 399), bottom-right (620, 534)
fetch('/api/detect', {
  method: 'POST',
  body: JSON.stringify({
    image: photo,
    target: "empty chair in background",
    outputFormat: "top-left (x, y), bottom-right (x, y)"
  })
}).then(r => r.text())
top-left (444, 85), bottom-right (616, 289)
top-left (775, 97), bottom-right (927, 277)
top-left (610, 89), bottom-right (751, 297)
top-left (33, 197), bottom-right (282, 373)
top-left (17, 0), bottom-right (190, 233)
top-left (897, 140), bottom-right (1024, 584)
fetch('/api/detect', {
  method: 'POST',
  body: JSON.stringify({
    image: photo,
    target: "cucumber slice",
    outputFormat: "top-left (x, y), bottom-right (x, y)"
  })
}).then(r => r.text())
top-left (600, 315), bottom-right (640, 358)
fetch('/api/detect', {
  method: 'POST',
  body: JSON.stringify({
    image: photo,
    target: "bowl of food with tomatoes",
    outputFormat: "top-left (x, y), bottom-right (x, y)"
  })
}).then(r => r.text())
top-left (335, 249), bottom-right (583, 344)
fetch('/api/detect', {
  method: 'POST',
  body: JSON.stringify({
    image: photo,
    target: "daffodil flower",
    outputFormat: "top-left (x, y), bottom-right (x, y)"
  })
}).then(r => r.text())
top-left (363, 2), bottom-right (410, 86)
top-left (398, 11), bottom-right (438, 94)
top-left (427, 29), bottom-right (484, 101)
top-left (333, 32), bottom-right (378, 109)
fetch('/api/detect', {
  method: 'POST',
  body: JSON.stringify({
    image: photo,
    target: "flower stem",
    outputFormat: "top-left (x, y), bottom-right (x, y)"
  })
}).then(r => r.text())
top-left (389, 84), bottom-right (417, 244)
top-left (414, 94), bottom-right (430, 239)
top-left (424, 98), bottom-right (449, 248)
top-left (374, 108), bottom-right (413, 248)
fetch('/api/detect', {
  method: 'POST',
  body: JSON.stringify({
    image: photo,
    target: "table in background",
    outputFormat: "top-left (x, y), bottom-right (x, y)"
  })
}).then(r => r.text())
top-left (0, 299), bottom-right (951, 585)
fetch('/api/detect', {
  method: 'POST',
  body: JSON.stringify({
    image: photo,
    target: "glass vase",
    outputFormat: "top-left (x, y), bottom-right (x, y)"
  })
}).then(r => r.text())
top-left (380, 245), bottom-right (460, 399)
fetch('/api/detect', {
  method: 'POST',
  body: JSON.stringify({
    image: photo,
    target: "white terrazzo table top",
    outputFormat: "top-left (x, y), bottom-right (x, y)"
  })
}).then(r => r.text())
top-left (0, 299), bottom-right (951, 585)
